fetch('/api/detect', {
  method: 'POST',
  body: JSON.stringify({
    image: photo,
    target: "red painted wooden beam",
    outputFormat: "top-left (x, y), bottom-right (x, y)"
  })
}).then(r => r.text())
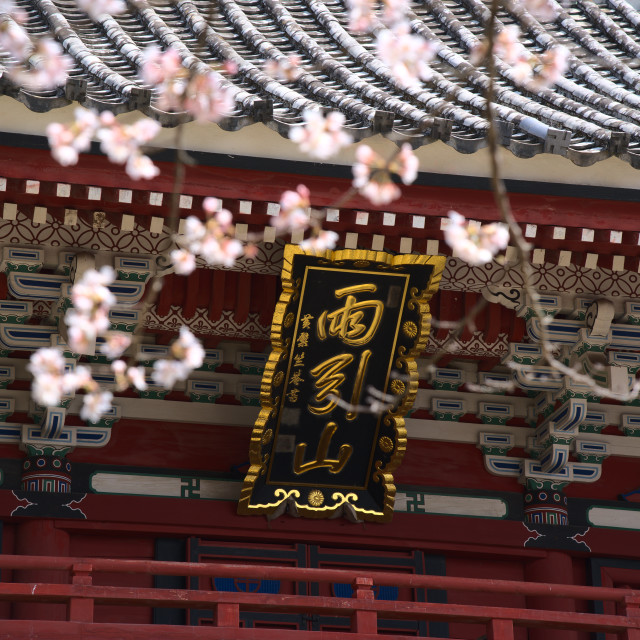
top-left (0, 555), bottom-right (635, 604)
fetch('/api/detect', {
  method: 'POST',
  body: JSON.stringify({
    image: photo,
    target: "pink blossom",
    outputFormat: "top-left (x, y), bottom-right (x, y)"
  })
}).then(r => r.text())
top-left (20, 38), bottom-right (71, 89)
top-left (352, 144), bottom-right (403, 205)
top-left (125, 153), bottom-right (160, 180)
top-left (263, 55), bottom-right (302, 82)
top-left (376, 23), bottom-right (437, 87)
top-left (0, 18), bottom-right (30, 59)
top-left (289, 109), bottom-right (353, 160)
top-left (81, 390), bottom-right (113, 423)
top-left (274, 184), bottom-right (311, 231)
top-left (215, 208), bottom-right (233, 229)
top-left (99, 332), bottom-right (132, 359)
top-left (152, 359), bottom-right (189, 389)
top-left (200, 235), bottom-right (243, 267)
top-left (0, 0), bottom-right (27, 23)
top-left (444, 211), bottom-right (509, 266)
top-left (140, 45), bottom-right (183, 89)
top-left (494, 26), bottom-right (528, 67)
top-left (202, 197), bottom-right (221, 214)
top-left (171, 248), bottom-right (197, 275)
top-left (522, 0), bottom-right (558, 22)
top-left (173, 326), bottom-right (205, 369)
top-left (300, 230), bottom-right (339, 252)
top-left (389, 143), bottom-right (418, 185)
top-left (346, 0), bottom-right (375, 32)
top-left (32, 373), bottom-right (65, 407)
top-left (182, 71), bottom-right (235, 122)
top-left (532, 46), bottom-right (569, 88)
top-left (28, 348), bottom-right (66, 377)
top-left (127, 366), bottom-right (147, 391)
top-left (76, 0), bottom-right (126, 20)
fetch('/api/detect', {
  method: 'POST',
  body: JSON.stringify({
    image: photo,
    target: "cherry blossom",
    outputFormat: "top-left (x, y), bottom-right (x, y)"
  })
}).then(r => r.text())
top-left (111, 360), bottom-right (147, 391)
top-left (522, 0), bottom-right (558, 22)
top-left (532, 46), bottom-right (569, 88)
top-left (352, 143), bottom-right (418, 205)
top-left (66, 266), bottom-right (116, 354)
top-left (140, 45), bottom-right (234, 122)
top-left (0, 16), bottom-right (31, 59)
top-left (48, 107), bottom-right (160, 180)
top-left (172, 327), bottom-right (205, 369)
top-left (27, 348), bottom-right (66, 407)
top-left (19, 37), bottom-right (71, 89)
top-left (182, 71), bottom-right (235, 122)
top-left (99, 332), bottom-right (132, 360)
top-left (76, 0), bottom-right (126, 20)
top-left (376, 23), bottom-right (438, 87)
top-left (263, 55), bottom-right (302, 82)
top-left (289, 109), bottom-right (353, 160)
top-left (152, 359), bottom-right (189, 389)
top-left (444, 211), bottom-right (509, 266)
top-left (151, 328), bottom-right (204, 389)
top-left (346, 0), bottom-right (375, 33)
top-left (274, 185), bottom-right (311, 231)
top-left (81, 391), bottom-right (113, 423)
top-left (300, 230), bottom-right (339, 252)
top-left (171, 248), bottom-right (197, 275)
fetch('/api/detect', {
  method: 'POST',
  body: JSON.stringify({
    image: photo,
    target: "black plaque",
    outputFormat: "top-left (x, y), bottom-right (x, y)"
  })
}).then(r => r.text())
top-left (238, 246), bottom-right (444, 522)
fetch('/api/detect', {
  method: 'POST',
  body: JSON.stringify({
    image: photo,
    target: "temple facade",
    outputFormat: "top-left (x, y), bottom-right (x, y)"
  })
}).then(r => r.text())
top-left (2, 1), bottom-right (640, 639)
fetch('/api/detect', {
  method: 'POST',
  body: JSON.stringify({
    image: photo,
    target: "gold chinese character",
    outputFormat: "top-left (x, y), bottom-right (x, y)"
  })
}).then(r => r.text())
top-left (297, 332), bottom-right (309, 348)
top-left (317, 284), bottom-right (383, 347)
top-left (293, 422), bottom-right (353, 475)
top-left (308, 350), bottom-right (371, 419)
top-left (289, 370), bottom-right (304, 387)
top-left (301, 314), bottom-right (314, 329)
top-left (293, 352), bottom-right (306, 368)
top-left (287, 388), bottom-right (300, 403)
top-left (308, 353), bottom-right (353, 415)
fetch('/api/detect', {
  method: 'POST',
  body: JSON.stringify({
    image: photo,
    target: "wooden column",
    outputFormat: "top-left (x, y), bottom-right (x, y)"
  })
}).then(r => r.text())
top-left (525, 551), bottom-right (576, 640)
top-left (12, 519), bottom-right (70, 621)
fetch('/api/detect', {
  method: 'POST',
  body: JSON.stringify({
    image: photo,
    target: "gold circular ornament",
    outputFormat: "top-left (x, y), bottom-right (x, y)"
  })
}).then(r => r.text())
top-left (308, 490), bottom-right (324, 507)
top-left (273, 371), bottom-right (284, 387)
top-left (284, 312), bottom-right (295, 328)
top-left (379, 436), bottom-right (394, 453)
top-left (261, 429), bottom-right (273, 445)
top-left (390, 379), bottom-right (406, 395)
top-left (403, 321), bottom-right (418, 339)
top-left (353, 260), bottom-right (370, 268)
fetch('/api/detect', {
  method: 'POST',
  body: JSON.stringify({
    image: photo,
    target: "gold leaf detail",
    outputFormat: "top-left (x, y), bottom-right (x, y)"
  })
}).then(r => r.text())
top-left (261, 429), bottom-right (273, 445)
top-left (390, 379), bottom-right (406, 395)
top-left (308, 490), bottom-right (324, 507)
top-left (273, 371), bottom-right (284, 386)
top-left (403, 321), bottom-right (418, 338)
top-left (284, 312), bottom-right (295, 328)
top-left (379, 436), bottom-right (394, 453)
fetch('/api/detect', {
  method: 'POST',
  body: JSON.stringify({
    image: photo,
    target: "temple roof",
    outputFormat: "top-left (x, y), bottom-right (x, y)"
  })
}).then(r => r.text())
top-left (4, 0), bottom-right (640, 167)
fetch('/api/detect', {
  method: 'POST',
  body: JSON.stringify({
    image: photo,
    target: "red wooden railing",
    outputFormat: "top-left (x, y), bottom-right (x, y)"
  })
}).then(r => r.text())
top-left (0, 554), bottom-right (639, 639)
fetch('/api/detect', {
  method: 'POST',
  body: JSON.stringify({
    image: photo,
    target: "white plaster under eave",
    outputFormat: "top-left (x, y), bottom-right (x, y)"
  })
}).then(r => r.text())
top-left (0, 97), bottom-right (639, 191)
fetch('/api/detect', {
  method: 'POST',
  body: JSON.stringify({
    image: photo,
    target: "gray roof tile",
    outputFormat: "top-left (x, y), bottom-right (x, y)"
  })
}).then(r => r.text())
top-left (3, 0), bottom-right (640, 166)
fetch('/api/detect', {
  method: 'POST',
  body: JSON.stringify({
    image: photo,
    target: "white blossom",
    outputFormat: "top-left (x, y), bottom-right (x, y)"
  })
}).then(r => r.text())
top-left (75, 0), bottom-right (126, 20)
top-left (152, 359), bottom-right (189, 389)
top-left (444, 211), bottom-right (509, 266)
top-left (289, 109), bottom-right (353, 160)
top-left (81, 391), bottom-right (113, 423)
top-left (99, 332), bottom-right (132, 360)
top-left (376, 23), bottom-right (438, 87)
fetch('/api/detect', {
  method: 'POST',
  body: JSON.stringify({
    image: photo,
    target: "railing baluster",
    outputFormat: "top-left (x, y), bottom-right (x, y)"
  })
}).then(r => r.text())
top-left (215, 602), bottom-right (240, 627)
top-left (623, 595), bottom-right (640, 640)
top-left (351, 576), bottom-right (377, 635)
top-left (69, 562), bottom-right (94, 623)
top-left (487, 618), bottom-right (514, 640)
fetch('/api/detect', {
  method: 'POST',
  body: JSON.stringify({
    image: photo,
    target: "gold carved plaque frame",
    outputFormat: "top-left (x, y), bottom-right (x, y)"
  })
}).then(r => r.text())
top-left (238, 246), bottom-right (445, 522)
